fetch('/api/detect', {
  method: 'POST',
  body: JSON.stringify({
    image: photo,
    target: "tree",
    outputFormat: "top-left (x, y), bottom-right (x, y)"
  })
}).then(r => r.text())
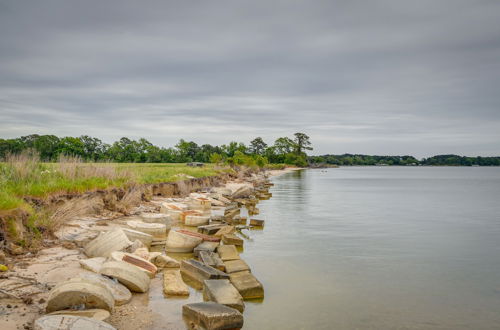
top-left (293, 132), bottom-right (313, 155)
top-left (249, 137), bottom-right (267, 155)
top-left (273, 137), bottom-right (294, 155)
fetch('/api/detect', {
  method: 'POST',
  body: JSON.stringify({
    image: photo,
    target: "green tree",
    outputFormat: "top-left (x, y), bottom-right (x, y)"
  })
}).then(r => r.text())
top-left (249, 137), bottom-right (267, 155)
top-left (293, 132), bottom-right (313, 155)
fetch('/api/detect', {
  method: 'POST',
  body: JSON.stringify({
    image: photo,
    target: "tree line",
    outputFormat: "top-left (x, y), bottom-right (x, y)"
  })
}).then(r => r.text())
top-left (308, 154), bottom-right (500, 166)
top-left (0, 133), bottom-right (313, 167)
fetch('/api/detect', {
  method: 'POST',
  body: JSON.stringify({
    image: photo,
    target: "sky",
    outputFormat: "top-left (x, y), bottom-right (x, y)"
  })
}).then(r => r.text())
top-left (0, 0), bottom-right (499, 158)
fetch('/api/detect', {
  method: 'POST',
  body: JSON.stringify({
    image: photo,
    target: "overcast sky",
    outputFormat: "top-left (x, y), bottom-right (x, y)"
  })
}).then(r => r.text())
top-left (0, 0), bottom-right (499, 158)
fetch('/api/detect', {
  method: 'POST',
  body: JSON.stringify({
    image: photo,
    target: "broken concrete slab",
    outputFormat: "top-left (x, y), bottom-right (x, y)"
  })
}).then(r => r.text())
top-left (194, 241), bottom-right (220, 257)
top-left (46, 279), bottom-right (115, 312)
top-left (34, 315), bottom-right (116, 330)
top-left (182, 302), bottom-right (243, 330)
top-left (198, 224), bottom-right (226, 235)
top-left (177, 229), bottom-right (220, 242)
top-left (132, 247), bottom-right (150, 260)
top-left (199, 250), bottom-right (216, 268)
top-left (80, 257), bottom-right (106, 273)
top-left (121, 228), bottom-right (153, 247)
top-left (203, 279), bottom-right (245, 313)
top-left (110, 251), bottom-right (157, 278)
top-left (180, 259), bottom-right (229, 284)
top-left (74, 272), bottom-right (132, 306)
top-left (222, 234), bottom-right (244, 246)
top-left (214, 226), bottom-right (235, 238)
top-left (217, 245), bottom-right (240, 261)
top-left (231, 185), bottom-right (254, 199)
top-left (229, 271), bottom-right (264, 299)
top-left (223, 259), bottom-right (251, 274)
top-left (140, 213), bottom-right (172, 228)
top-left (166, 230), bottom-right (203, 253)
top-left (185, 215), bottom-right (210, 227)
top-left (249, 219), bottom-right (265, 226)
top-left (100, 260), bottom-right (151, 293)
top-left (84, 228), bottom-right (132, 258)
top-left (153, 254), bottom-right (180, 268)
top-left (163, 269), bottom-right (189, 296)
top-left (48, 309), bottom-right (111, 322)
top-left (126, 220), bottom-right (167, 238)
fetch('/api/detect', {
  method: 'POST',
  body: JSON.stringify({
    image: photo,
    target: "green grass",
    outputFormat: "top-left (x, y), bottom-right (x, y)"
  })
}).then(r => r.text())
top-left (0, 160), bottom-right (231, 212)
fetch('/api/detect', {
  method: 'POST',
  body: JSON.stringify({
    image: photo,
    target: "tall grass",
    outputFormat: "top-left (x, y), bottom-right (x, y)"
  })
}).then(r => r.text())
top-left (0, 151), bottom-right (226, 212)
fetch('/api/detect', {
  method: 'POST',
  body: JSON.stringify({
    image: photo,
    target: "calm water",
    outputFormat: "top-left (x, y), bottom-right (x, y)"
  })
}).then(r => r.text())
top-left (241, 167), bottom-right (500, 329)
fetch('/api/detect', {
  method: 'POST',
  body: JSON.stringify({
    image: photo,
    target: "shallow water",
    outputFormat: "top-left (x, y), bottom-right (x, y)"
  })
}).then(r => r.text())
top-left (241, 167), bottom-right (500, 329)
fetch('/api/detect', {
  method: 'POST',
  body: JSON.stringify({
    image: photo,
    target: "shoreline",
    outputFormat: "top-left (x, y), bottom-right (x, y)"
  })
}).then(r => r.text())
top-left (0, 168), bottom-right (278, 329)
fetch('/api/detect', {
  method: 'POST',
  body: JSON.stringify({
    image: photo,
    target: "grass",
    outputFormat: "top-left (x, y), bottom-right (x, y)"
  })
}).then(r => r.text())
top-left (0, 153), bottom-right (231, 212)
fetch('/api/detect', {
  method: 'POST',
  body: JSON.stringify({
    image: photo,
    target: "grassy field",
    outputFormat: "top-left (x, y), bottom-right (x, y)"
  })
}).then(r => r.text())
top-left (0, 155), bottom-right (231, 212)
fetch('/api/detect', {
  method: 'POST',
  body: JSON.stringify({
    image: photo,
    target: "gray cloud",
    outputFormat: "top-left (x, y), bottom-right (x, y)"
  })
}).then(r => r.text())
top-left (1, 0), bottom-right (499, 158)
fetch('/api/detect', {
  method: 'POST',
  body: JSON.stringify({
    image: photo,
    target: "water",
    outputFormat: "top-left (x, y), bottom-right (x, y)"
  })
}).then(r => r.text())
top-left (241, 167), bottom-right (500, 329)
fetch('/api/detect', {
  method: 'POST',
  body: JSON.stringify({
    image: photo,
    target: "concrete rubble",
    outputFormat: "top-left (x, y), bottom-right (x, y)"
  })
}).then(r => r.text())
top-left (182, 302), bottom-right (243, 330)
top-left (2, 167), bottom-right (279, 329)
top-left (203, 279), bottom-right (245, 312)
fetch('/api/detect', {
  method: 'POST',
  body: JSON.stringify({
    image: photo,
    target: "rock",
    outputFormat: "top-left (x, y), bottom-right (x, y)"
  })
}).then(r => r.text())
top-left (194, 241), bottom-right (220, 257)
top-left (100, 261), bottom-right (151, 293)
top-left (249, 219), bottom-right (265, 226)
top-left (46, 280), bottom-right (115, 312)
top-left (48, 309), bottom-right (110, 322)
top-left (153, 254), bottom-right (180, 268)
top-left (199, 250), bottom-right (216, 268)
top-left (110, 252), bottom-right (157, 278)
top-left (132, 247), bottom-right (150, 260)
top-left (166, 230), bottom-right (203, 253)
top-left (198, 224), bottom-right (226, 235)
top-left (229, 271), bottom-right (264, 299)
top-left (74, 273), bottom-right (132, 306)
top-left (126, 220), bottom-right (166, 238)
top-left (84, 228), bottom-right (132, 258)
top-left (223, 259), bottom-right (250, 274)
top-left (177, 230), bottom-right (220, 242)
top-left (121, 228), bottom-right (153, 247)
top-left (231, 186), bottom-right (254, 199)
top-left (182, 302), bottom-right (243, 330)
top-left (214, 226), bottom-right (235, 238)
top-left (80, 257), bottom-right (106, 273)
top-left (34, 315), bottom-right (116, 330)
top-left (180, 259), bottom-right (229, 284)
top-left (140, 213), bottom-right (172, 229)
top-left (212, 187), bottom-right (232, 196)
top-left (180, 210), bottom-right (203, 222)
top-left (217, 245), bottom-right (240, 261)
top-left (188, 197), bottom-right (212, 210)
top-left (163, 269), bottom-right (189, 296)
top-left (224, 208), bottom-right (240, 220)
top-left (203, 279), bottom-right (245, 312)
top-left (148, 251), bottom-right (162, 262)
top-left (185, 215), bottom-right (210, 227)
top-left (222, 234), bottom-right (243, 246)
top-left (127, 239), bottom-right (146, 253)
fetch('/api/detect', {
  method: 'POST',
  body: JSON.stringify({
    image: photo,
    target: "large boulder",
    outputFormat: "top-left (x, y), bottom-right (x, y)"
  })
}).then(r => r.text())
top-left (46, 280), bottom-right (115, 313)
top-left (34, 315), bottom-right (116, 330)
top-left (182, 302), bottom-right (243, 330)
top-left (100, 261), bottom-right (151, 293)
top-left (84, 228), bottom-right (132, 258)
top-left (203, 279), bottom-right (245, 312)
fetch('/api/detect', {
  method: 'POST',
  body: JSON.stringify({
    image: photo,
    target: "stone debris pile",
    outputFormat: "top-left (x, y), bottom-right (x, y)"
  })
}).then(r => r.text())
top-left (32, 172), bottom-right (274, 329)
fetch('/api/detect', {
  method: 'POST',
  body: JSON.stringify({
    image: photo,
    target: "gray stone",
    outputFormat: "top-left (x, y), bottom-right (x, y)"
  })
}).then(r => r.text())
top-left (229, 271), bottom-right (264, 299)
top-left (182, 302), bottom-right (243, 330)
top-left (199, 250), bottom-right (216, 268)
top-left (34, 315), bottom-right (116, 330)
top-left (194, 241), bottom-right (219, 257)
top-left (203, 279), bottom-right (245, 312)
top-left (180, 259), bottom-right (229, 284)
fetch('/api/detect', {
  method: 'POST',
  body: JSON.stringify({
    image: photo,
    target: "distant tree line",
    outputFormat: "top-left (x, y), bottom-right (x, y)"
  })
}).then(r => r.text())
top-left (0, 133), bottom-right (313, 167)
top-left (308, 154), bottom-right (500, 166)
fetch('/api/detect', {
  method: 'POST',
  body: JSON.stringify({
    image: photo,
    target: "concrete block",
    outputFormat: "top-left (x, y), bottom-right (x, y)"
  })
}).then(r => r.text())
top-left (48, 309), bottom-right (110, 322)
top-left (34, 315), bottom-right (116, 330)
top-left (80, 257), bottom-right (106, 273)
top-left (217, 245), bottom-right (240, 261)
top-left (73, 273), bottom-right (132, 306)
top-left (180, 259), bottom-right (229, 284)
top-left (84, 228), bottom-right (132, 258)
top-left (229, 271), bottom-right (264, 299)
top-left (223, 259), bottom-right (250, 274)
top-left (100, 261), bottom-right (151, 293)
top-left (182, 302), bottom-right (243, 330)
top-left (222, 234), bottom-right (243, 246)
top-left (194, 241), bottom-right (220, 257)
top-left (46, 280), bottom-right (114, 313)
top-left (203, 279), bottom-right (245, 313)
top-left (166, 230), bottom-right (203, 253)
top-left (163, 269), bottom-right (189, 296)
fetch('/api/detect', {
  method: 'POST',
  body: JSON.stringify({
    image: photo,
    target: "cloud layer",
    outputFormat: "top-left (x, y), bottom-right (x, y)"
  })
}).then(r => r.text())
top-left (1, 0), bottom-right (499, 157)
